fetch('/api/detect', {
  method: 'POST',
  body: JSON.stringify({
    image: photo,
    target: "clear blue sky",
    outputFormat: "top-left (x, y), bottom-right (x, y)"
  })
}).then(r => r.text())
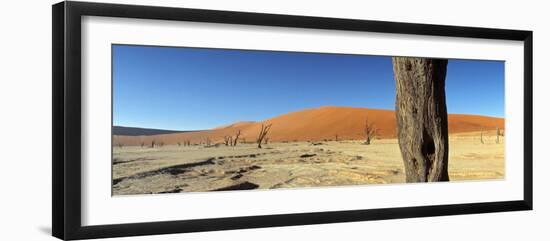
top-left (113, 45), bottom-right (504, 131)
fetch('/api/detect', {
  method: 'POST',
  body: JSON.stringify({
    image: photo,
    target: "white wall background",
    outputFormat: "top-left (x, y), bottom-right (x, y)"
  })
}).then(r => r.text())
top-left (0, 0), bottom-right (547, 240)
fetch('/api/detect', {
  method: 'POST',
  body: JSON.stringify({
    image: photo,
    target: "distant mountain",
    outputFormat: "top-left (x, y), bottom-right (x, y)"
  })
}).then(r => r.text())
top-left (113, 106), bottom-right (504, 145)
top-left (113, 126), bottom-right (193, 136)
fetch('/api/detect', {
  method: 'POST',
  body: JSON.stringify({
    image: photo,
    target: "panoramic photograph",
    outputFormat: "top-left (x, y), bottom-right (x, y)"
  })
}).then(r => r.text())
top-left (111, 44), bottom-right (505, 195)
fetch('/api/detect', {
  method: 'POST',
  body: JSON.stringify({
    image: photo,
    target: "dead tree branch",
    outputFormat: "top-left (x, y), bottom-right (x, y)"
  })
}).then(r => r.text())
top-left (233, 130), bottom-right (241, 146)
top-left (257, 123), bottom-right (272, 148)
top-left (364, 117), bottom-right (377, 145)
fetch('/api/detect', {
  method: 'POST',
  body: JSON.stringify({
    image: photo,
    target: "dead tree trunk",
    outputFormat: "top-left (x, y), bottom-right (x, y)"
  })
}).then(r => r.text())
top-left (364, 117), bottom-right (376, 145)
top-left (233, 130), bottom-right (241, 146)
top-left (257, 123), bottom-right (272, 148)
top-left (479, 127), bottom-right (485, 144)
top-left (392, 57), bottom-right (449, 182)
top-left (496, 127), bottom-right (500, 144)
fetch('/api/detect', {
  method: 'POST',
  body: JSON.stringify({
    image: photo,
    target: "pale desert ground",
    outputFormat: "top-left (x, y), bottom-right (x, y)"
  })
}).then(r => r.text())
top-left (112, 132), bottom-right (504, 195)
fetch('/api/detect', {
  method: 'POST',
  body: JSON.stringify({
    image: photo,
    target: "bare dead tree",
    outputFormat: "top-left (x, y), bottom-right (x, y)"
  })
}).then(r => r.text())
top-left (479, 127), bottom-right (485, 144)
top-left (496, 127), bottom-right (501, 144)
top-left (364, 117), bottom-right (377, 145)
top-left (206, 138), bottom-right (211, 147)
top-left (232, 130), bottom-right (241, 146)
top-left (224, 136), bottom-right (231, 146)
top-left (392, 57), bottom-right (449, 182)
top-left (151, 140), bottom-right (156, 148)
top-left (335, 134), bottom-right (339, 142)
top-left (257, 123), bottom-right (272, 148)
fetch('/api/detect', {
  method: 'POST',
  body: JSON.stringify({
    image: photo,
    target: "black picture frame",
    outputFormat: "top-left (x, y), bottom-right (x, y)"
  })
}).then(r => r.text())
top-left (52, 1), bottom-right (533, 240)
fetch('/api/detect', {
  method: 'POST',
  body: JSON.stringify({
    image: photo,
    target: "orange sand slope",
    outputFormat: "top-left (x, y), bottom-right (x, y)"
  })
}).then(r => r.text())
top-left (114, 106), bottom-right (504, 146)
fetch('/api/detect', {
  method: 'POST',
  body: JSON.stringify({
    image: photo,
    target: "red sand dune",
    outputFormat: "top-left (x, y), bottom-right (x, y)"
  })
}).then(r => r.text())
top-left (114, 106), bottom-right (504, 146)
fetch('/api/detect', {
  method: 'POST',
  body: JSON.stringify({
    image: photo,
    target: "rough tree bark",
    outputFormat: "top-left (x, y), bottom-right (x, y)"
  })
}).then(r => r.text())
top-left (392, 57), bottom-right (449, 182)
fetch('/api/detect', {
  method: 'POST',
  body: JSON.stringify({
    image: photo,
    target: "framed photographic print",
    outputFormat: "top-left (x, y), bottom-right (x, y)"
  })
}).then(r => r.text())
top-left (52, 1), bottom-right (533, 240)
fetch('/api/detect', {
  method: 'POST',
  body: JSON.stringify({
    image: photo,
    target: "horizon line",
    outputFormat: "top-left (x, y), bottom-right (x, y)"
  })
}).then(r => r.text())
top-left (113, 105), bottom-right (505, 132)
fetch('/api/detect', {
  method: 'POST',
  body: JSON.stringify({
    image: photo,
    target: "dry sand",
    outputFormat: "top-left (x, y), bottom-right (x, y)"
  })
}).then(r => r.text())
top-left (113, 106), bottom-right (504, 146)
top-left (112, 132), bottom-right (504, 195)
